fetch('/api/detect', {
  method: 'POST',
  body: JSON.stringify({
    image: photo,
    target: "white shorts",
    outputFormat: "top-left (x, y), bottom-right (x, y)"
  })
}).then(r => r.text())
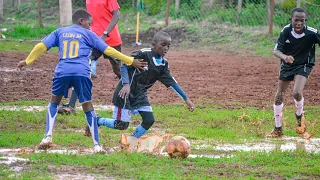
top-left (112, 106), bottom-right (152, 122)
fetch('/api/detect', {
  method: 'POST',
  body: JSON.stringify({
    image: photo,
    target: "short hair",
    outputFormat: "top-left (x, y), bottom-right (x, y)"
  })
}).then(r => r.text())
top-left (152, 31), bottom-right (171, 43)
top-left (72, 9), bottom-right (91, 24)
top-left (291, 7), bottom-right (307, 18)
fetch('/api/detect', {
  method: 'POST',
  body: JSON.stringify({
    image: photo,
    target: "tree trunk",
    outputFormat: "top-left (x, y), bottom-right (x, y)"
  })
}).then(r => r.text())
top-left (132, 0), bottom-right (135, 8)
top-left (59, 0), bottom-right (72, 26)
top-left (0, 0), bottom-right (3, 17)
top-left (37, 0), bottom-right (43, 28)
top-left (268, 0), bottom-right (274, 34)
top-left (175, 0), bottom-right (180, 11)
top-left (296, 0), bottom-right (301, 7)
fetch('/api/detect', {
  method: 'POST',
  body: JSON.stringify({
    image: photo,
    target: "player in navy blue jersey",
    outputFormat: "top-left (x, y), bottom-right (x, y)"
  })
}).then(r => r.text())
top-left (268, 8), bottom-right (320, 138)
top-left (95, 31), bottom-right (195, 138)
top-left (17, 9), bottom-right (147, 152)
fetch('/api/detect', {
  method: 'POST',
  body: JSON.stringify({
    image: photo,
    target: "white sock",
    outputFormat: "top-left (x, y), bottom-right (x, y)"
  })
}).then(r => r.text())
top-left (294, 97), bottom-right (304, 116)
top-left (274, 103), bottom-right (284, 128)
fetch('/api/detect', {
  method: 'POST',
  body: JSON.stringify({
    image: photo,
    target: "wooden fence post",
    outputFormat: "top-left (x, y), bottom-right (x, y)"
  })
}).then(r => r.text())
top-left (166, 0), bottom-right (171, 26)
top-left (268, 0), bottom-right (274, 34)
top-left (37, 0), bottom-right (43, 28)
top-left (0, 0), bottom-right (3, 17)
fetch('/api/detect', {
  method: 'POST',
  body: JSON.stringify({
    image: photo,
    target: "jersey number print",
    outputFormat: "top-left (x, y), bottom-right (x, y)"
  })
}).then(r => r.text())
top-left (62, 40), bottom-right (80, 59)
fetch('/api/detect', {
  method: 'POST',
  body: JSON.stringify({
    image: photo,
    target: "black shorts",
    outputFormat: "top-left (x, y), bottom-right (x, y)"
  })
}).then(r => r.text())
top-left (91, 45), bottom-right (121, 64)
top-left (279, 64), bottom-right (313, 81)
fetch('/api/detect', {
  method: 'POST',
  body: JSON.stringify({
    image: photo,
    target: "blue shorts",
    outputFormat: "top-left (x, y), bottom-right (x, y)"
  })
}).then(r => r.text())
top-left (52, 76), bottom-right (92, 103)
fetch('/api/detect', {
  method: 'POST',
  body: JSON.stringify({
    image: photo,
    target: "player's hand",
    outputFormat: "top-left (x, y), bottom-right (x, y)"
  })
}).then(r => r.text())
top-left (17, 60), bottom-right (27, 69)
top-left (185, 98), bottom-right (195, 112)
top-left (119, 84), bottom-right (130, 99)
top-left (131, 59), bottom-right (147, 72)
top-left (284, 55), bottom-right (294, 64)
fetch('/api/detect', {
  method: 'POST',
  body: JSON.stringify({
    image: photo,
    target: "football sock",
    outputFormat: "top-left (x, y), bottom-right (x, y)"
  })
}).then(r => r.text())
top-left (131, 124), bottom-right (147, 138)
top-left (45, 103), bottom-right (58, 137)
top-left (85, 110), bottom-right (100, 146)
top-left (91, 60), bottom-right (98, 75)
top-left (273, 103), bottom-right (283, 128)
top-left (97, 117), bottom-right (115, 129)
top-left (68, 88), bottom-right (77, 108)
top-left (294, 97), bottom-right (304, 116)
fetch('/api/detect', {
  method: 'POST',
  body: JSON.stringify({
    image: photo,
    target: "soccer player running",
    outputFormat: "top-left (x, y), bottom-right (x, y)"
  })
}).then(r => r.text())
top-left (96, 31), bottom-right (195, 138)
top-left (17, 9), bottom-right (147, 152)
top-left (268, 8), bottom-right (320, 137)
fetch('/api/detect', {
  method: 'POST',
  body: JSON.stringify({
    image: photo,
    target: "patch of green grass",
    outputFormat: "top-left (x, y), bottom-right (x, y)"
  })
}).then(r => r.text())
top-left (1, 104), bottom-right (320, 179)
top-left (0, 150), bottom-right (317, 179)
top-left (1, 104), bottom-right (320, 147)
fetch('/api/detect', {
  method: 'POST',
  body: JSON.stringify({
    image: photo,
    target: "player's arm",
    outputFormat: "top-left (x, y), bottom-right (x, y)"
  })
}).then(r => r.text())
top-left (101, 9), bottom-right (120, 40)
top-left (315, 30), bottom-right (320, 45)
top-left (99, 46), bottom-right (147, 71)
top-left (118, 64), bottom-right (130, 99)
top-left (273, 27), bottom-right (294, 64)
top-left (17, 42), bottom-right (48, 69)
top-left (158, 62), bottom-right (194, 111)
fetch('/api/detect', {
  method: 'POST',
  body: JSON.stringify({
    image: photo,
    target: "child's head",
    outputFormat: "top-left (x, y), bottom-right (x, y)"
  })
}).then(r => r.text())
top-left (152, 31), bottom-right (171, 57)
top-left (290, 8), bottom-right (307, 34)
top-left (72, 9), bottom-right (92, 29)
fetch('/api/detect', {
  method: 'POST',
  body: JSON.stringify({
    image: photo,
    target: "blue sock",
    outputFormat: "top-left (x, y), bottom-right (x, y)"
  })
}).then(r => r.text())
top-left (97, 117), bottom-right (115, 129)
top-left (85, 110), bottom-right (100, 146)
top-left (91, 60), bottom-right (98, 75)
top-left (131, 124), bottom-right (148, 138)
top-left (45, 103), bottom-right (58, 137)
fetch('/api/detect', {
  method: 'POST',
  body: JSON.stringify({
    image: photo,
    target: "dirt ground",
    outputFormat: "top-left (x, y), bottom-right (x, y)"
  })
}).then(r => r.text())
top-left (1, 47), bottom-right (320, 107)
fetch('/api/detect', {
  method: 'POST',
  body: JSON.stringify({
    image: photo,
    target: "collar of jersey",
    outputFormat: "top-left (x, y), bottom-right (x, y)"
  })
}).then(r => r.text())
top-left (152, 56), bottom-right (165, 66)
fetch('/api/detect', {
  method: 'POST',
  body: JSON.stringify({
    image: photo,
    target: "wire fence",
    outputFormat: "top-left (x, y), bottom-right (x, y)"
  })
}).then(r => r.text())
top-left (0, 0), bottom-right (319, 40)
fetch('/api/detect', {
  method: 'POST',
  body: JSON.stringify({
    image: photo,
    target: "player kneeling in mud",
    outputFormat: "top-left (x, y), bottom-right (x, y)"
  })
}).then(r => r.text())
top-left (268, 8), bottom-right (320, 138)
top-left (91, 31), bottom-right (194, 138)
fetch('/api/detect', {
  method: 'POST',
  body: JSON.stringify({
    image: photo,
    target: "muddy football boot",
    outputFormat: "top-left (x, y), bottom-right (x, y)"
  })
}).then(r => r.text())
top-left (267, 127), bottom-right (283, 138)
top-left (38, 136), bottom-right (53, 150)
top-left (94, 144), bottom-right (105, 154)
top-left (58, 103), bottom-right (76, 115)
top-left (84, 114), bottom-right (101, 137)
top-left (295, 113), bottom-right (306, 134)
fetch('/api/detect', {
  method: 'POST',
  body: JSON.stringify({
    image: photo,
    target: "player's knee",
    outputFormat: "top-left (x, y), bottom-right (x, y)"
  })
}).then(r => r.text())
top-left (292, 91), bottom-right (302, 100)
top-left (141, 115), bottom-right (155, 130)
top-left (274, 93), bottom-right (284, 105)
top-left (114, 120), bottom-right (129, 130)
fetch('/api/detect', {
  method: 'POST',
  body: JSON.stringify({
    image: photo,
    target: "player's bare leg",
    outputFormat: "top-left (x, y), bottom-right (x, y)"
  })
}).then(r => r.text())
top-left (82, 102), bottom-right (104, 153)
top-left (268, 80), bottom-right (290, 138)
top-left (293, 75), bottom-right (307, 134)
top-left (108, 58), bottom-right (121, 79)
top-left (38, 95), bottom-right (63, 150)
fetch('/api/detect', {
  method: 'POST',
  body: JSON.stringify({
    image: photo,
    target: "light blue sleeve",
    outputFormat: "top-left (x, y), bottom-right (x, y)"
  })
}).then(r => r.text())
top-left (120, 64), bottom-right (130, 85)
top-left (170, 83), bottom-right (188, 101)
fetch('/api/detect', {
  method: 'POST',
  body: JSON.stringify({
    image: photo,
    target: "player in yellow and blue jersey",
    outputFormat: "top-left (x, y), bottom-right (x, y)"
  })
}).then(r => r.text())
top-left (17, 9), bottom-right (147, 153)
